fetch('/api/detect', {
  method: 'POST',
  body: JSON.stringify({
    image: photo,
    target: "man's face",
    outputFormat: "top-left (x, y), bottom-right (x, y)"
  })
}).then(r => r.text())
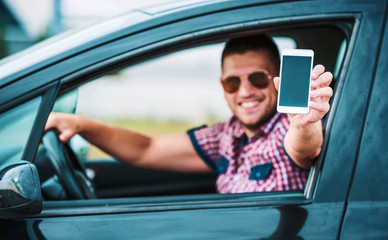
top-left (221, 50), bottom-right (278, 137)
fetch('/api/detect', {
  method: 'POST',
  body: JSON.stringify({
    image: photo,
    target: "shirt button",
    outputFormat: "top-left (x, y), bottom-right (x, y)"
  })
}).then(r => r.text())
top-left (234, 175), bottom-right (241, 181)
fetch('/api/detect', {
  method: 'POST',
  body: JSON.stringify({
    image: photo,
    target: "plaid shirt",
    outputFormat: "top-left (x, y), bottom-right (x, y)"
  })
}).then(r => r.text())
top-left (187, 112), bottom-right (309, 193)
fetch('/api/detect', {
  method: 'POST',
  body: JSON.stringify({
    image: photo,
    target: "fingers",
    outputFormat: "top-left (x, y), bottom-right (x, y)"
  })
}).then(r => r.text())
top-left (311, 71), bottom-right (333, 88)
top-left (44, 112), bottom-right (78, 143)
top-left (310, 86), bottom-right (333, 99)
top-left (309, 82), bottom-right (332, 117)
top-left (285, 65), bottom-right (333, 124)
top-left (311, 64), bottom-right (325, 80)
top-left (309, 65), bottom-right (333, 114)
top-left (309, 100), bottom-right (330, 114)
top-left (59, 129), bottom-right (75, 142)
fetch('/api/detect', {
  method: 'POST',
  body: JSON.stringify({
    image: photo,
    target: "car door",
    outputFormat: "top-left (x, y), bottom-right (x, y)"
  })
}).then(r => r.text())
top-left (1, 0), bottom-right (386, 239)
top-left (339, 6), bottom-right (388, 239)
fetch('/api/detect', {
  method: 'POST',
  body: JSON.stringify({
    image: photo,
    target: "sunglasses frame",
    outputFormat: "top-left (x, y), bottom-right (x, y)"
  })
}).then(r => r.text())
top-left (221, 71), bottom-right (272, 93)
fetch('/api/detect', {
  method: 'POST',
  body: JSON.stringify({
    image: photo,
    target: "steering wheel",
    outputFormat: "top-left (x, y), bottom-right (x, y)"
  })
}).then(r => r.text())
top-left (42, 130), bottom-right (97, 199)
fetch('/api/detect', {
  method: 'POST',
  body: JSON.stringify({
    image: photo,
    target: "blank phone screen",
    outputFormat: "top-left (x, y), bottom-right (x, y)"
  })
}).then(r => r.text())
top-left (279, 55), bottom-right (312, 107)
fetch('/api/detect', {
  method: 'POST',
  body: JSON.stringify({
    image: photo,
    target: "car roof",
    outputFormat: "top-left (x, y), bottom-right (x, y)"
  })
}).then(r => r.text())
top-left (0, 0), bottom-right (274, 87)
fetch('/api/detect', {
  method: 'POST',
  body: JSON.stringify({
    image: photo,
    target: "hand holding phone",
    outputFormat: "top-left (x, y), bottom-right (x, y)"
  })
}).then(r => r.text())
top-left (277, 49), bottom-right (314, 114)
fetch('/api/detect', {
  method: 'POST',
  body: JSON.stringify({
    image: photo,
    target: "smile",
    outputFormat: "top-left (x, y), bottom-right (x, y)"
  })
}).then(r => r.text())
top-left (239, 101), bottom-right (260, 109)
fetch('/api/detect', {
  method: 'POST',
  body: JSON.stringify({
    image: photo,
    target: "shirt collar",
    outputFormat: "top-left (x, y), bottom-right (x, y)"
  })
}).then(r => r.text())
top-left (229, 112), bottom-right (287, 140)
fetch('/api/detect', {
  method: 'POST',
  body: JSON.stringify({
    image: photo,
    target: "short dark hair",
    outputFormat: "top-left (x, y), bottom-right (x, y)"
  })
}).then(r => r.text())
top-left (221, 34), bottom-right (280, 72)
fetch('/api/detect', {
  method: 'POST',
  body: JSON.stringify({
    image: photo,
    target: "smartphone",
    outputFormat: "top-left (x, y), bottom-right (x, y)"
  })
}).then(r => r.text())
top-left (277, 49), bottom-right (314, 114)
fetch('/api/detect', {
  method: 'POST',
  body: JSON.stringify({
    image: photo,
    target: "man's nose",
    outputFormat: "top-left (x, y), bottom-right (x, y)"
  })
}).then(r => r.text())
top-left (237, 78), bottom-right (256, 96)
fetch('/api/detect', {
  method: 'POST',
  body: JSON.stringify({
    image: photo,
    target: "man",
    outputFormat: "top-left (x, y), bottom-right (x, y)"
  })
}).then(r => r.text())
top-left (45, 34), bottom-right (333, 193)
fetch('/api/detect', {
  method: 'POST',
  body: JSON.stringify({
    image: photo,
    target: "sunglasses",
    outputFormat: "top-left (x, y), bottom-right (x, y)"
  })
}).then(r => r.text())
top-left (221, 71), bottom-right (272, 93)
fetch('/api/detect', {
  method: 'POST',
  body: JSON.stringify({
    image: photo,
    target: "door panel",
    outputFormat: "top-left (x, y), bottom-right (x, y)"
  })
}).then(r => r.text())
top-left (85, 160), bottom-right (217, 197)
top-left (1, 202), bottom-right (345, 239)
top-left (339, 2), bottom-right (388, 238)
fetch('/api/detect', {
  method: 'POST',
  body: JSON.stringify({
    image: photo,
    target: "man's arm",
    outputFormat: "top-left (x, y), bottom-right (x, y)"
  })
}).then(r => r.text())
top-left (274, 64), bottom-right (333, 169)
top-left (44, 113), bottom-right (210, 172)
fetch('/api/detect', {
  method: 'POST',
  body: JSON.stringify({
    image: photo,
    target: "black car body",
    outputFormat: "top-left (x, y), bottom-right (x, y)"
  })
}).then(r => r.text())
top-left (0, 0), bottom-right (388, 239)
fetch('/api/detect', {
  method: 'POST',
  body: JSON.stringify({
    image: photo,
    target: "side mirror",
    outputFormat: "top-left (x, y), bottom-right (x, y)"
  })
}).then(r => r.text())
top-left (0, 162), bottom-right (42, 219)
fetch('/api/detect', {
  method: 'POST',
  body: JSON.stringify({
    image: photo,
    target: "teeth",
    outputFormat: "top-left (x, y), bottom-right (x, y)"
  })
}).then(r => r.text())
top-left (241, 102), bottom-right (257, 108)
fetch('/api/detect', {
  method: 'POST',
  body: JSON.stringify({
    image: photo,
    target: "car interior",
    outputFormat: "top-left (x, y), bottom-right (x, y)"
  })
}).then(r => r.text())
top-left (34, 21), bottom-right (349, 201)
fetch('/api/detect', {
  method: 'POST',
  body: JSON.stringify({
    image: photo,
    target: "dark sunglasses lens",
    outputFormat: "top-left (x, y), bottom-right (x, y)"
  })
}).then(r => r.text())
top-left (222, 77), bottom-right (240, 93)
top-left (249, 72), bottom-right (269, 89)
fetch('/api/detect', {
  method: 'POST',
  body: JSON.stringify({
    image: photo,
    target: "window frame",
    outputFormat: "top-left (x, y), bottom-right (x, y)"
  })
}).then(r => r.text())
top-left (40, 16), bottom-right (356, 216)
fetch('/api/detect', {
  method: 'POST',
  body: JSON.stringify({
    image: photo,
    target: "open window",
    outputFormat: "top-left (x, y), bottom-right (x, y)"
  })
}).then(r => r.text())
top-left (36, 22), bottom-right (348, 202)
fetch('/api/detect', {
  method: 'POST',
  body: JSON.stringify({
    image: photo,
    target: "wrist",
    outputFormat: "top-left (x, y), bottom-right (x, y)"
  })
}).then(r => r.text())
top-left (288, 115), bottom-right (320, 130)
top-left (73, 114), bottom-right (89, 134)
top-left (76, 115), bottom-right (104, 140)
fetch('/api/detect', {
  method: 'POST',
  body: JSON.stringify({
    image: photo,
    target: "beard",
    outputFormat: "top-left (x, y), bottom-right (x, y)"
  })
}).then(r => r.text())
top-left (239, 107), bottom-right (277, 134)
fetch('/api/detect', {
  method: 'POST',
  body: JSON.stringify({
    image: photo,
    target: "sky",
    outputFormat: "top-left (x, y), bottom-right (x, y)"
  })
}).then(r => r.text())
top-left (4, 0), bottom-right (176, 38)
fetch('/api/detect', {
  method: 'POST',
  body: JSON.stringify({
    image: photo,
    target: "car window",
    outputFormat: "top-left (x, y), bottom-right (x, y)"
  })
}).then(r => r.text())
top-left (0, 97), bottom-right (42, 166)
top-left (74, 43), bottom-right (228, 160)
top-left (72, 38), bottom-right (297, 161)
top-left (47, 26), bottom-right (347, 199)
